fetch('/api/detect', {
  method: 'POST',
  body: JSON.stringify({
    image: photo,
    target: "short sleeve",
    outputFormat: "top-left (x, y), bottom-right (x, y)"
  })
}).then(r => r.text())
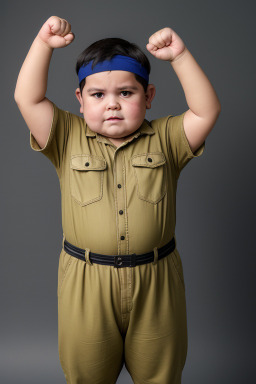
top-left (29, 102), bottom-right (70, 176)
top-left (167, 112), bottom-right (205, 178)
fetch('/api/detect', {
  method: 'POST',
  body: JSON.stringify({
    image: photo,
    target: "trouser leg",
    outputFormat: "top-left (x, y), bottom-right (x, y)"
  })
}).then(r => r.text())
top-left (57, 250), bottom-right (124, 384)
top-left (124, 249), bottom-right (188, 384)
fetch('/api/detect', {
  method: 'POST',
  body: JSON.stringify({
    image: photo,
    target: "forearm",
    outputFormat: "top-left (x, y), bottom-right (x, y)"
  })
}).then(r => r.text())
top-left (170, 48), bottom-right (221, 118)
top-left (14, 35), bottom-right (54, 105)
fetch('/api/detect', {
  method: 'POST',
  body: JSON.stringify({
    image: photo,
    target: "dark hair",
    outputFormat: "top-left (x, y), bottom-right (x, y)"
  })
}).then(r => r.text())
top-left (75, 38), bottom-right (151, 94)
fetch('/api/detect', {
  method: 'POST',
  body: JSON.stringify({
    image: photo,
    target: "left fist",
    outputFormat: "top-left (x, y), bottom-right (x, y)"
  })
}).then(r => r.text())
top-left (146, 27), bottom-right (186, 62)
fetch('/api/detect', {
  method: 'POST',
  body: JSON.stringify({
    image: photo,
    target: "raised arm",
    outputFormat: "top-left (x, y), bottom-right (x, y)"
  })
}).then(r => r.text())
top-left (14, 16), bottom-right (74, 149)
top-left (147, 27), bottom-right (221, 154)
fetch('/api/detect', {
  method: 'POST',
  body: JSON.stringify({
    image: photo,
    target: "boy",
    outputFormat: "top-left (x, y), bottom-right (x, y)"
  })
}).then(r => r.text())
top-left (14, 16), bottom-right (221, 384)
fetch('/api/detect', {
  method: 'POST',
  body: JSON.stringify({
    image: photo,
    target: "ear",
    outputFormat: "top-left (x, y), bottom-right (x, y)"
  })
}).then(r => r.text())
top-left (145, 84), bottom-right (156, 109)
top-left (75, 88), bottom-right (84, 114)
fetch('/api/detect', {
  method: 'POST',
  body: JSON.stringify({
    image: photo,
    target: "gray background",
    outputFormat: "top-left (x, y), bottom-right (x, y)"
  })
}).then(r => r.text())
top-left (1, 0), bottom-right (255, 383)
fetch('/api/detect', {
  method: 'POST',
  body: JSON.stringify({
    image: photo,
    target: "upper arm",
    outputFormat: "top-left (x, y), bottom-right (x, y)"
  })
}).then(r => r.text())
top-left (183, 109), bottom-right (220, 153)
top-left (165, 112), bottom-right (206, 178)
top-left (15, 97), bottom-right (54, 149)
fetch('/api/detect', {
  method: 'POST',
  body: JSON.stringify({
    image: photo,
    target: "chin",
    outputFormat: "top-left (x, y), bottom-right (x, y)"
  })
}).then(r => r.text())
top-left (105, 130), bottom-right (127, 138)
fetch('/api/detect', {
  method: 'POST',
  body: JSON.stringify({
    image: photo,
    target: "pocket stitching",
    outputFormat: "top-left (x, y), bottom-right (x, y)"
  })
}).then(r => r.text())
top-left (69, 155), bottom-right (105, 206)
top-left (132, 154), bottom-right (167, 204)
top-left (70, 154), bottom-right (107, 170)
top-left (70, 171), bottom-right (104, 206)
top-left (131, 152), bottom-right (166, 167)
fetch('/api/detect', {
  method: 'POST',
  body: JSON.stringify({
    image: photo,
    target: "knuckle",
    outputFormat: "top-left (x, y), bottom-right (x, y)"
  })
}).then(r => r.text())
top-left (54, 17), bottom-right (61, 26)
top-left (53, 15), bottom-right (60, 22)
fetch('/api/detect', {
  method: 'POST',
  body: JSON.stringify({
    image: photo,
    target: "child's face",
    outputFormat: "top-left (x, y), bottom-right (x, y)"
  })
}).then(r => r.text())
top-left (75, 70), bottom-right (155, 142)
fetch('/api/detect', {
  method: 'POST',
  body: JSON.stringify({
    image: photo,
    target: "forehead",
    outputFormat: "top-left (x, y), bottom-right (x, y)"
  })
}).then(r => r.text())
top-left (84, 70), bottom-right (139, 88)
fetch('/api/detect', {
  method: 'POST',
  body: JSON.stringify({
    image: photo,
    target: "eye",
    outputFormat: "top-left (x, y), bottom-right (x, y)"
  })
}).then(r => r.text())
top-left (121, 91), bottom-right (132, 97)
top-left (92, 92), bottom-right (104, 99)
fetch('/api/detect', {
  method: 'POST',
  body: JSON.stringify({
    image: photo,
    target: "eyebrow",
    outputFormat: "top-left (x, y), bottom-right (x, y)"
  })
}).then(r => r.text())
top-left (86, 86), bottom-right (139, 93)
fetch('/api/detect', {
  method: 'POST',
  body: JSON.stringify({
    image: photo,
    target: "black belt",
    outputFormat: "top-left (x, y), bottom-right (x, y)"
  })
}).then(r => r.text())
top-left (63, 237), bottom-right (176, 268)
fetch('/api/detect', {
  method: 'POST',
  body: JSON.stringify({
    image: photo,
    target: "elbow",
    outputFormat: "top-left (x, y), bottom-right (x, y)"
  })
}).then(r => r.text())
top-left (210, 100), bottom-right (221, 122)
top-left (215, 95), bottom-right (221, 116)
top-left (206, 102), bottom-right (221, 129)
top-left (14, 90), bottom-right (26, 108)
top-left (211, 102), bottom-right (221, 129)
top-left (14, 82), bottom-right (24, 105)
top-left (216, 100), bottom-right (221, 116)
top-left (14, 89), bottom-right (21, 105)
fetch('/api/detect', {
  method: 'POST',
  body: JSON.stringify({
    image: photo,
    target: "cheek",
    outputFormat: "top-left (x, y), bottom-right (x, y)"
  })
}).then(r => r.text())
top-left (84, 103), bottom-right (101, 122)
top-left (126, 101), bottom-right (145, 120)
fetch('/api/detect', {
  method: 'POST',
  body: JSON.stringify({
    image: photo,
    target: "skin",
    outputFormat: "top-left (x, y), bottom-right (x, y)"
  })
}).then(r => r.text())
top-left (75, 71), bottom-right (156, 147)
top-left (146, 27), bottom-right (221, 153)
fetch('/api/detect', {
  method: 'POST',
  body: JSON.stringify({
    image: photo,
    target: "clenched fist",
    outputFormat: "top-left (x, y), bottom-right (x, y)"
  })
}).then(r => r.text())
top-left (38, 16), bottom-right (75, 49)
top-left (146, 27), bottom-right (186, 62)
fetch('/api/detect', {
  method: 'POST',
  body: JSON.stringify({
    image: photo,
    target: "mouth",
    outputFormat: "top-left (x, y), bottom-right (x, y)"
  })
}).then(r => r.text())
top-left (106, 117), bottom-right (123, 121)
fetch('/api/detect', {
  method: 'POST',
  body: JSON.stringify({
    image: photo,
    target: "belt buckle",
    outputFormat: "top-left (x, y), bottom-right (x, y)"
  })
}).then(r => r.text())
top-left (114, 256), bottom-right (123, 268)
top-left (114, 253), bottom-right (136, 268)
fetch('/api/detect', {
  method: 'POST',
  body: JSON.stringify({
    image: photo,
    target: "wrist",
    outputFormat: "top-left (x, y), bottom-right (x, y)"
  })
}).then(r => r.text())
top-left (34, 35), bottom-right (54, 52)
top-left (169, 47), bottom-right (189, 64)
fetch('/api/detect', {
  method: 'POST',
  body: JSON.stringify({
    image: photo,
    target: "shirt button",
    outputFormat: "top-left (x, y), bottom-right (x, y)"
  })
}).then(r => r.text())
top-left (147, 157), bottom-right (153, 162)
top-left (120, 236), bottom-right (125, 240)
top-left (119, 210), bottom-right (124, 215)
top-left (85, 162), bottom-right (90, 166)
top-left (117, 184), bottom-right (122, 188)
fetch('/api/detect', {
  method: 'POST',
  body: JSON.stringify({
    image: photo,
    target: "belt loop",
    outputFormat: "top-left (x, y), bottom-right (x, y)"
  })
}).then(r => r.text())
top-left (85, 248), bottom-right (93, 266)
top-left (152, 247), bottom-right (158, 265)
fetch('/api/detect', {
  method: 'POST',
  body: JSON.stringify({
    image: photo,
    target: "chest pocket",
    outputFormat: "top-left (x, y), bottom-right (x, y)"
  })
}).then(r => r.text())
top-left (70, 154), bottom-right (107, 206)
top-left (131, 152), bottom-right (167, 204)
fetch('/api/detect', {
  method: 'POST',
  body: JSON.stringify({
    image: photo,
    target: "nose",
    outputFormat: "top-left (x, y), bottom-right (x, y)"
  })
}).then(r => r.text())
top-left (106, 95), bottom-right (121, 110)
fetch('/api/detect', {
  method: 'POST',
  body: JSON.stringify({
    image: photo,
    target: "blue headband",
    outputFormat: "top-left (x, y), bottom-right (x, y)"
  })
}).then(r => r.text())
top-left (78, 54), bottom-right (149, 84)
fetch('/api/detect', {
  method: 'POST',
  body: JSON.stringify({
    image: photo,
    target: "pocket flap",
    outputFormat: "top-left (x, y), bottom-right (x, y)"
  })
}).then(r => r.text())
top-left (70, 155), bottom-right (107, 171)
top-left (131, 152), bottom-right (166, 168)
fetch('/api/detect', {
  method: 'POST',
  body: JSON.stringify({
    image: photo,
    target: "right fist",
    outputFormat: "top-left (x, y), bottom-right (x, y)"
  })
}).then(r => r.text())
top-left (38, 16), bottom-right (75, 48)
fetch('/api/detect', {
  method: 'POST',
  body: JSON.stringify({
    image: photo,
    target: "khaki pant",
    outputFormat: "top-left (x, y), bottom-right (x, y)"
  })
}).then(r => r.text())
top-left (57, 245), bottom-right (188, 384)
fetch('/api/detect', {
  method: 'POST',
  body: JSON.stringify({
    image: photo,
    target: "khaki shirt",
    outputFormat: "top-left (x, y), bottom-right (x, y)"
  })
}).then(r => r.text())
top-left (30, 102), bottom-right (205, 255)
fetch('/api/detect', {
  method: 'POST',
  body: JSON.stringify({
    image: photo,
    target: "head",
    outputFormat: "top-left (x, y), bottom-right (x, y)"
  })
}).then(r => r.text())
top-left (75, 38), bottom-right (156, 141)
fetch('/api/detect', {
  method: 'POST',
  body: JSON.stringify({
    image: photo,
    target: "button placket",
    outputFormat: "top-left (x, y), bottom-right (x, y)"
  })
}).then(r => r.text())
top-left (113, 147), bottom-right (133, 331)
top-left (114, 149), bottom-right (127, 255)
